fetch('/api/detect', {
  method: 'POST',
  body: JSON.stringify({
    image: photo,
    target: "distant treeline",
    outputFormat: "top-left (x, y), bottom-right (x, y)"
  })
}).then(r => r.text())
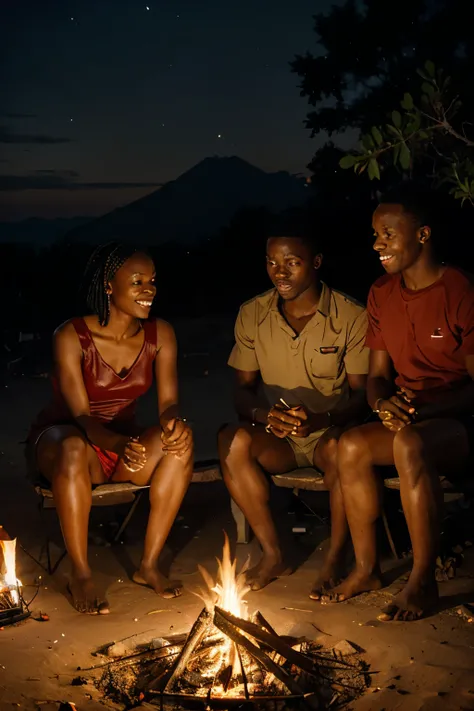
top-left (2, 201), bottom-right (473, 338)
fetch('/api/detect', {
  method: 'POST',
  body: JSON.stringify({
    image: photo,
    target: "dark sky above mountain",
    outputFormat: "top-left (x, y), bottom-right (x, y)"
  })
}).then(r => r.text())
top-left (1, 0), bottom-right (342, 221)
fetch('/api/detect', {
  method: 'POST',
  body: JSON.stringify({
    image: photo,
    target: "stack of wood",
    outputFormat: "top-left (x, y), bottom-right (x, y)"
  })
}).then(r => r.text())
top-left (146, 607), bottom-right (369, 708)
top-left (94, 608), bottom-right (370, 709)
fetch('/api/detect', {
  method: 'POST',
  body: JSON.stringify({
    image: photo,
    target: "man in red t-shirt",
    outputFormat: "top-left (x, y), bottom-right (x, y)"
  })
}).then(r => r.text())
top-left (323, 184), bottom-right (474, 621)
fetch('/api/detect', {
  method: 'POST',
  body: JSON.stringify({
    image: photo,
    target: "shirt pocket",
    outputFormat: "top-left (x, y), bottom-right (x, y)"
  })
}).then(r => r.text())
top-left (310, 349), bottom-right (341, 379)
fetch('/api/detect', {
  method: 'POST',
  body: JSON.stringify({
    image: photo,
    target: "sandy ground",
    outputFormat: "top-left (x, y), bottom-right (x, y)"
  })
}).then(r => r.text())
top-left (1, 342), bottom-right (474, 711)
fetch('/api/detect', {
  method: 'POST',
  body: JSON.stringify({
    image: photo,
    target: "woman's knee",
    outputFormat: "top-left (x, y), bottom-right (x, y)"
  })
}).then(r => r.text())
top-left (55, 435), bottom-right (89, 475)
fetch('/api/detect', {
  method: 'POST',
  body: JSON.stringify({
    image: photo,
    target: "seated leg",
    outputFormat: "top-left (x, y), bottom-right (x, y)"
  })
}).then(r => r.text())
top-left (218, 422), bottom-right (297, 590)
top-left (309, 428), bottom-right (349, 600)
top-left (322, 422), bottom-right (395, 603)
top-left (36, 425), bottom-right (109, 614)
top-left (113, 425), bottom-right (194, 598)
top-left (379, 418), bottom-right (469, 621)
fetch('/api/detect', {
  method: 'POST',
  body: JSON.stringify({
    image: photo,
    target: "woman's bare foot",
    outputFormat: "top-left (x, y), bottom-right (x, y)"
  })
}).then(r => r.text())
top-left (245, 552), bottom-right (289, 591)
top-left (378, 576), bottom-right (439, 622)
top-left (309, 560), bottom-right (344, 601)
top-left (67, 572), bottom-right (109, 615)
top-left (321, 568), bottom-right (383, 603)
top-left (133, 565), bottom-right (183, 599)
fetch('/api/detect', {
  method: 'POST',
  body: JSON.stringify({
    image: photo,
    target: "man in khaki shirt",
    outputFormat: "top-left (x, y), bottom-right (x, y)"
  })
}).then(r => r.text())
top-left (218, 220), bottom-right (369, 595)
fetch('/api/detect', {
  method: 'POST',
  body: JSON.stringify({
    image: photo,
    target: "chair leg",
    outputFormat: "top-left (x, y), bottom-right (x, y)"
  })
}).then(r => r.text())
top-left (46, 539), bottom-right (67, 575)
top-left (291, 488), bottom-right (327, 526)
top-left (382, 508), bottom-right (399, 560)
top-left (113, 491), bottom-right (144, 543)
top-left (231, 499), bottom-right (250, 544)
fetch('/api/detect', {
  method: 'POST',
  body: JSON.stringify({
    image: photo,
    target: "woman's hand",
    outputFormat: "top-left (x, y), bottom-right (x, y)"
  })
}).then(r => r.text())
top-left (122, 437), bottom-right (147, 472)
top-left (161, 418), bottom-right (193, 457)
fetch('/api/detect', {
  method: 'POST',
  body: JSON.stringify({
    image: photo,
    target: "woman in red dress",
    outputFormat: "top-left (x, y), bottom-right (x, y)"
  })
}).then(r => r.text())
top-left (28, 243), bottom-right (194, 614)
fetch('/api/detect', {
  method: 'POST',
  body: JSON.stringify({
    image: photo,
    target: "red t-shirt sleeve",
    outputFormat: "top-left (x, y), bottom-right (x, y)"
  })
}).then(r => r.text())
top-left (366, 284), bottom-right (387, 351)
top-left (458, 285), bottom-right (474, 357)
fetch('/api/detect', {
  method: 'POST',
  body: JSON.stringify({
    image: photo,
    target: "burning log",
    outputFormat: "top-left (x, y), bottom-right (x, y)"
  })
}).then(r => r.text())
top-left (213, 606), bottom-right (305, 696)
top-left (164, 607), bottom-right (212, 691)
top-left (252, 610), bottom-right (278, 637)
top-left (215, 607), bottom-right (318, 675)
top-left (236, 645), bottom-right (250, 700)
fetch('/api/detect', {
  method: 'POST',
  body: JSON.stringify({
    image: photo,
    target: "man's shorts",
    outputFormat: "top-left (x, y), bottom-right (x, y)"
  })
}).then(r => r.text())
top-left (286, 428), bottom-right (329, 468)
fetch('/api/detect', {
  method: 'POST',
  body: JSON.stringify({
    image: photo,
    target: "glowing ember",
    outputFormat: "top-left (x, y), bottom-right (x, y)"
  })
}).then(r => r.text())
top-left (0, 537), bottom-right (22, 606)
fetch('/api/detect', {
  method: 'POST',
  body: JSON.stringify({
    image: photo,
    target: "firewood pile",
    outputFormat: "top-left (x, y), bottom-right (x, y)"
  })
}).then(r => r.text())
top-left (92, 608), bottom-right (370, 710)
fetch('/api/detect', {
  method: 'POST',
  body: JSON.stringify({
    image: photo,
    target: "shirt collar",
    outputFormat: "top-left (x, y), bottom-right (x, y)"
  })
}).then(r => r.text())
top-left (267, 281), bottom-right (330, 317)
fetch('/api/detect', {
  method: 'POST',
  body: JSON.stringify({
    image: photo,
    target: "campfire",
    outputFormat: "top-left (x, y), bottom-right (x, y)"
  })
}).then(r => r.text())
top-left (0, 527), bottom-right (29, 625)
top-left (96, 534), bottom-right (370, 709)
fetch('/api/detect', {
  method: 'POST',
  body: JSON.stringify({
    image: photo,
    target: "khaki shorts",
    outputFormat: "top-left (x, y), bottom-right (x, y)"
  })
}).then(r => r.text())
top-left (286, 428), bottom-right (328, 468)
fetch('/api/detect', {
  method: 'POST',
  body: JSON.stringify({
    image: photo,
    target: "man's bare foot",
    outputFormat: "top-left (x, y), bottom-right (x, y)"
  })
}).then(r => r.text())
top-left (133, 565), bottom-right (183, 599)
top-left (309, 561), bottom-right (344, 601)
top-left (67, 573), bottom-right (109, 615)
top-left (245, 553), bottom-right (289, 591)
top-left (378, 577), bottom-right (439, 622)
top-left (321, 568), bottom-right (383, 603)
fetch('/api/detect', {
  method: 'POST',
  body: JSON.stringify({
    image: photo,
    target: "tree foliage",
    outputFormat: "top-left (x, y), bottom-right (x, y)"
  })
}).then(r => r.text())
top-left (291, 0), bottom-right (473, 202)
top-left (339, 62), bottom-right (474, 205)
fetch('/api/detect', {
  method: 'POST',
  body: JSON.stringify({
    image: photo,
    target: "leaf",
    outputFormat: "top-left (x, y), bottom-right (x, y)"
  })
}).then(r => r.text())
top-left (368, 159), bottom-right (380, 180)
top-left (411, 111), bottom-right (421, 132)
top-left (418, 130), bottom-right (430, 140)
top-left (362, 134), bottom-right (375, 151)
top-left (399, 143), bottom-right (411, 170)
top-left (422, 82), bottom-right (435, 98)
top-left (424, 60), bottom-right (436, 78)
top-left (386, 124), bottom-right (401, 138)
top-left (416, 68), bottom-right (430, 81)
top-left (339, 154), bottom-right (358, 169)
top-left (393, 144), bottom-right (401, 166)
top-left (371, 126), bottom-right (383, 146)
top-left (392, 111), bottom-right (402, 129)
top-left (400, 93), bottom-right (414, 110)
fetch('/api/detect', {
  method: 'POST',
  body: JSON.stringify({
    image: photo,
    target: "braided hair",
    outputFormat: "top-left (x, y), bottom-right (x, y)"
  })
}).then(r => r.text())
top-left (82, 242), bottom-right (141, 326)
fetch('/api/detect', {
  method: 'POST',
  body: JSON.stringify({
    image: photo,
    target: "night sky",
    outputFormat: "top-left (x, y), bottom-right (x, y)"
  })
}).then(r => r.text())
top-left (1, 0), bottom-right (341, 221)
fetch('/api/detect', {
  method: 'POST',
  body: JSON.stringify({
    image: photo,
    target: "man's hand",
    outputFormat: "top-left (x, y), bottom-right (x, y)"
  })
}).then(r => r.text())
top-left (121, 437), bottom-right (147, 472)
top-left (161, 418), bottom-right (192, 458)
top-left (267, 404), bottom-right (326, 438)
top-left (376, 389), bottom-right (417, 432)
top-left (266, 403), bottom-right (302, 438)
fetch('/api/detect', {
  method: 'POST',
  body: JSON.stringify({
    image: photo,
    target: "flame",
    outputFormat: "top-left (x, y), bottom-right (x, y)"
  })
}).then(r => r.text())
top-left (197, 532), bottom-right (250, 619)
top-left (0, 538), bottom-right (22, 605)
top-left (196, 532), bottom-right (251, 685)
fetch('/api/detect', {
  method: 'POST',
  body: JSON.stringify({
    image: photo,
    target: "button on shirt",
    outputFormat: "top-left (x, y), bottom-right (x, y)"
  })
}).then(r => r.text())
top-left (228, 283), bottom-right (369, 414)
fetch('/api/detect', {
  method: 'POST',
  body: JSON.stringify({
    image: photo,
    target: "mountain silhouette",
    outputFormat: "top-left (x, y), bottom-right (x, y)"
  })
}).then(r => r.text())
top-left (64, 156), bottom-right (309, 245)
